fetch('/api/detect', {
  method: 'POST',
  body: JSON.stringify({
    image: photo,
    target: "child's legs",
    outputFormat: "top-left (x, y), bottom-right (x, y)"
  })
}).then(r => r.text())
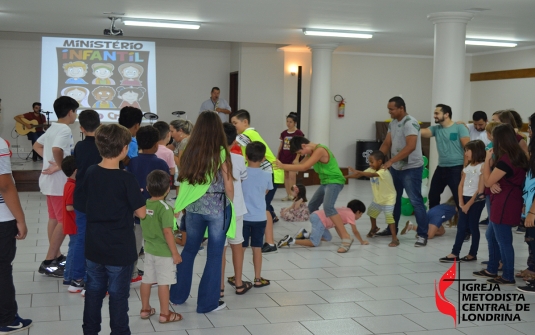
top-left (451, 202), bottom-right (470, 256)
top-left (428, 224), bottom-right (440, 239)
top-left (107, 263), bottom-right (134, 334)
top-left (140, 283), bottom-right (152, 311)
top-left (83, 260), bottom-right (109, 334)
top-left (264, 212), bottom-right (274, 244)
top-left (151, 255), bottom-right (177, 317)
top-left (132, 223), bottom-right (143, 278)
top-left (250, 221), bottom-right (267, 278)
top-left (383, 205), bottom-right (396, 241)
top-left (493, 223), bottom-right (515, 281)
top-left (158, 285), bottom-right (171, 318)
top-left (227, 216), bottom-right (245, 287)
top-left (367, 202), bottom-right (381, 230)
top-left (265, 175), bottom-right (277, 219)
top-left (0, 220), bottom-right (17, 328)
top-left (308, 213), bottom-right (328, 247)
top-left (284, 171), bottom-right (292, 195)
top-left (64, 234), bottom-right (77, 282)
top-left (45, 195), bottom-right (65, 260)
top-left (467, 201), bottom-right (485, 257)
top-left (72, 210), bottom-right (87, 280)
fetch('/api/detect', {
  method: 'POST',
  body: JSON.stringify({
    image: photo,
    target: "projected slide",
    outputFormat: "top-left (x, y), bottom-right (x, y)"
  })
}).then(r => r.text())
top-left (41, 37), bottom-right (156, 122)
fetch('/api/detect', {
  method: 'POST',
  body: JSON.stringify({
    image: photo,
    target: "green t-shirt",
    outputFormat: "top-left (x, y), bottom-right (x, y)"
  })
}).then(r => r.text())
top-left (141, 199), bottom-right (175, 257)
top-left (313, 144), bottom-right (346, 185)
top-left (429, 123), bottom-right (469, 167)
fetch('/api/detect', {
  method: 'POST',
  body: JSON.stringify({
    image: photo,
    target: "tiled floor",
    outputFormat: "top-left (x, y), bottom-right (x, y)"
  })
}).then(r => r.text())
top-left (11, 179), bottom-right (535, 334)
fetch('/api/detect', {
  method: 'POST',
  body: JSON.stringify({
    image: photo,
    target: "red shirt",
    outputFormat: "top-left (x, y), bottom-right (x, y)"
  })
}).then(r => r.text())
top-left (490, 154), bottom-right (526, 226)
top-left (278, 129), bottom-right (305, 164)
top-left (63, 178), bottom-right (77, 234)
top-left (23, 112), bottom-right (46, 133)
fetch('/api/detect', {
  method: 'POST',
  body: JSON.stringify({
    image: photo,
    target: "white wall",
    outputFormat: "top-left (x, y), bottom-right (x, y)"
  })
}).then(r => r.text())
top-left (238, 44), bottom-right (284, 155)
top-left (283, 51), bottom-right (311, 136)
top-left (0, 32), bottom-right (231, 153)
top-left (470, 47), bottom-right (535, 121)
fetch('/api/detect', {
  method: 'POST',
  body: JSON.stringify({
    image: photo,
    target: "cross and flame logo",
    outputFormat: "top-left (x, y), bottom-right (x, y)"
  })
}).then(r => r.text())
top-left (435, 260), bottom-right (457, 327)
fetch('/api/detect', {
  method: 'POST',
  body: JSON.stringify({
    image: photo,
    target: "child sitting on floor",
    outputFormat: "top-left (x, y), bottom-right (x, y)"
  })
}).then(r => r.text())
top-left (277, 200), bottom-right (368, 249)
top-left (280, 184), bottom-right (310, 222)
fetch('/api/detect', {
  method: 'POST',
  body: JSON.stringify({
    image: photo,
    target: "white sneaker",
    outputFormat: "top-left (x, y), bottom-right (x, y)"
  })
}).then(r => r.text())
top-left (211, 300), bottom-right (226, 312)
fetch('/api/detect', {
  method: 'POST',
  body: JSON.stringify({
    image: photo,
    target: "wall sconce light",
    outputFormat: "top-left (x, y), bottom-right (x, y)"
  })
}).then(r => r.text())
top-left (289, 65), bottom-right (298, 76)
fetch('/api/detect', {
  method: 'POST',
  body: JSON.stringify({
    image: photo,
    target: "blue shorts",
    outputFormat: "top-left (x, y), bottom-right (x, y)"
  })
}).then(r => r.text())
top-left (309, 213), bottom-right (333, 247)
top-left (427, 204), bottom-right (456, 228)
top-left (242, 220), bottom-right (266, 248)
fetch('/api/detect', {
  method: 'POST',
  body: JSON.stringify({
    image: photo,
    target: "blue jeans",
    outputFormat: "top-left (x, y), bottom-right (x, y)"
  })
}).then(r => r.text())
top-left (486, 221), bottom-right (515, 281)
top-left (83, 260), bottom-right (133, 335)
top-left (308, 184), bottom-right (344, 217)
top-left (429, 165), bottom-right (463, 208)
top-left (72, 210), bottom-right (87, 281)
top-left (451, 196), bottom-right (485, 257)
top-left (170, 206), bottom-right (230, 313)
top-left (27, 131), bottom-right (44, 160)
top-left (390, 166), bottom-right (428, 238)
top-left (309, 213), bottom-right (333, 247)
top-left (526, 227), bottom-right (535, 272)
top-left (63, 234), bottom-right (77, 282)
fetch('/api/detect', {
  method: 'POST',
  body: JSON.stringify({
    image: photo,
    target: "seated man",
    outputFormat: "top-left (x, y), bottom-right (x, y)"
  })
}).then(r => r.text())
top-left (277, 200), bottom-right (368, 249)
top-left (14, 102), bottom-right (47, 161)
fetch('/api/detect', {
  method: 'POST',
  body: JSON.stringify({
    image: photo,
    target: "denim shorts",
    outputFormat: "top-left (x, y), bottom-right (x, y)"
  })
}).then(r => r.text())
top-left (242, 220), bottom-right (266, 248)
top-left (309, 213), bottom-right (333, 247)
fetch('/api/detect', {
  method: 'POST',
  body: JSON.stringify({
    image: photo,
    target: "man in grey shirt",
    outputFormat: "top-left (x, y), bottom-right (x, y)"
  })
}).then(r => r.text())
top-left (378, 96), bottom-right (428, 247)
top-left (199, 87), bottom-right (231, 122)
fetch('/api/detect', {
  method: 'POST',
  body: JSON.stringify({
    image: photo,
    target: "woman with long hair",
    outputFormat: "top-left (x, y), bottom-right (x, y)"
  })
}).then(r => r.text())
top-left (498, 110), bottom-right (528, 155)
top-left (169, 111), bottom-right (234, 313)
top-left (518, 113), bottom-right (535, 291)
top-left (474, 124), bottom-right (527, 285)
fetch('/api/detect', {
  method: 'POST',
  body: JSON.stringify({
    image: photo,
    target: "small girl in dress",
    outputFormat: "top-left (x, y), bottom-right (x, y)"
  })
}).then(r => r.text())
top-left (280, 184), bottom-right (310, 222)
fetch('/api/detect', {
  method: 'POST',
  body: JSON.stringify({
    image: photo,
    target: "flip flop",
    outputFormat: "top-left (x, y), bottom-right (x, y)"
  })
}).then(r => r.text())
top-left (140, 307), bottom-right (156, 319)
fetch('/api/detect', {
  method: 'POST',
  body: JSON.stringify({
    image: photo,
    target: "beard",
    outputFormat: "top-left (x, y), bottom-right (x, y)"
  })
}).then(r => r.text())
top-left (434, 117), bottom-right (444, 124)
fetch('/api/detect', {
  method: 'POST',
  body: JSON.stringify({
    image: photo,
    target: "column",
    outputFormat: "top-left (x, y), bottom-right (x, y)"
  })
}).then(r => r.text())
top-left (307, 44), bottom-right (338, 146)
top-left (427, 12), bottom-right (473, 174)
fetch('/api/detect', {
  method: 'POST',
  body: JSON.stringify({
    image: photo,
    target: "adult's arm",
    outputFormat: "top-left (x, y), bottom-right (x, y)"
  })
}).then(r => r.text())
top-left (14, 114), bottom-right (34, 128)
top-left (383, 135), bottom-right (417, 169)
top-left (379, 133), bottom-right (392, 156)
top-left (420, 127), bottom-right (433, 138)
top-left (275, 146), bottom-right (327, 172)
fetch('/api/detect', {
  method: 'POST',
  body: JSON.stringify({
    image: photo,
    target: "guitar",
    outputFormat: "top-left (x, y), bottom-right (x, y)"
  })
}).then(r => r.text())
top-left (15, 118), bottom-right (49, 136)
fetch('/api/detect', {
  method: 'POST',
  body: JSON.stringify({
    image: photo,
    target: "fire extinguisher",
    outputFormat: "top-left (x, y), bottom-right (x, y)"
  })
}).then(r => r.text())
top-left (334, 95), bottom-right (345, 118)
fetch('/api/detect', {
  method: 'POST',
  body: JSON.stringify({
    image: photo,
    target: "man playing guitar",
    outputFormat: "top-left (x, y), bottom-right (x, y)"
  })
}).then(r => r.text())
top-left (14, 102), bottom-right (47, 161)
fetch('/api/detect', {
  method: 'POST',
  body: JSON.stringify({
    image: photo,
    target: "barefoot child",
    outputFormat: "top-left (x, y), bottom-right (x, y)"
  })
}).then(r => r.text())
top-left (280, 184), bottom-right (309, 222)
top-left (346, 151), bottom-right (398, 246)
top-left (277, 200), bottom-right (367, 248)
top-left (140, 170), bottom-right (183, 323)
top-left (402, 197), bottom-right (457, 239)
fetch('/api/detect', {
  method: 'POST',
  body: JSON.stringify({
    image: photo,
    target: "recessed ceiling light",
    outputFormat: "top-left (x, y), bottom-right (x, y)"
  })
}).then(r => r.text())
top-left (122, 18), bottom-right (201, 29)
top-left (465, 40), bottom-right (517, 47)
top-left (303, 28), bottom-right (372, 39)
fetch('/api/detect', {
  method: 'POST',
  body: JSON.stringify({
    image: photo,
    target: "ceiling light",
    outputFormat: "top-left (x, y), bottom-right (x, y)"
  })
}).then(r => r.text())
top-left (303, 29), bottom-right (372, 39)
top-left (122, 18), bottom-right (200, 29)
top-left (465, 40), bottom-right (517, 47)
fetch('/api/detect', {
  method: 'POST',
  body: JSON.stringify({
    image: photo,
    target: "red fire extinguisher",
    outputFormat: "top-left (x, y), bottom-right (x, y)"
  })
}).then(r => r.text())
top-left (334, 95), bottom-right (345, 118)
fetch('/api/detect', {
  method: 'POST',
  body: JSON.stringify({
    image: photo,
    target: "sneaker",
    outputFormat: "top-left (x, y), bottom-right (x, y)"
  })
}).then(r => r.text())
top-left (294, 228), bottom-right (308, 240)
top-left (38, 260), bottom-right (64, 278)
top-left (464, 233), bottom-right (471, 242)
top-left (131, 275), bottom-right (142, 283)
top-left (261, 243), bottom-right (278, 254)
top-left (277, 235), bottom-right (294, 248)
top-left (487, 276), bottom-right (516, 286)
top-left (138, 269), bottom-right (144, 276)
top-left (414, 236), bottom-right (427, 247)
top-left (211, 300), bottom-right (226, 312)
top-left (68, 279), bottom-right (85, 293)
top-left (375, 227), bottom-right (392, 237)
top-left (515, 226), bottom-right (526, 234)
top-left (473, 269), bottom-right (498, 279)
top-left (516, 283), bottom-right (535, 294)
top-left (57, 254), bottom-right (67, 268)
top-left (0, 314), bottom-right (33, 333)
top-left (479, 218), bottom-right (489, 225)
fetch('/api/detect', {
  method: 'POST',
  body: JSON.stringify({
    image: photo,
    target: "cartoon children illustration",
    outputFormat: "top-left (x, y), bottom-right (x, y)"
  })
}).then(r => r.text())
top-left (91, 63), bottom-right (116, 85)
top-left (63, 61), bottom-right (89, 84)
top-left (91, 86), bottom-right (117, 108)
top-left (61, 86), bottom-right (90, 108)
top-left (116, 86), bottom-right (146, 109)
top-left (118, 63), bottom-right (144, 86)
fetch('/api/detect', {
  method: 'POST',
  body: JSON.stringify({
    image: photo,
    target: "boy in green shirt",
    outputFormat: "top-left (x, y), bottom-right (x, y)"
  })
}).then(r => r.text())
top-left (140, 170), bottom-right (183, 323)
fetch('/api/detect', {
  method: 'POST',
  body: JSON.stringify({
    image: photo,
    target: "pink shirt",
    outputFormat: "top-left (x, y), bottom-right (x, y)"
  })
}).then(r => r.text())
top-left (155, 145), bottom-right (176, 171)
top-left (314, 207), bottom-right (355, 229)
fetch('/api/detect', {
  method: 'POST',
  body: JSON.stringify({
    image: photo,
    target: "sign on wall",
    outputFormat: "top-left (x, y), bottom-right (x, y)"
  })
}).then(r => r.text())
top-left (41, 37), bottom-right (156, 122)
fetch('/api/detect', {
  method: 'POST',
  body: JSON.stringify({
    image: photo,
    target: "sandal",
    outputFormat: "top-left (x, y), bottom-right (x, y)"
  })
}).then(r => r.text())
top-left (388, 239), bottom-right (400, 247)
top-left (235, 281), bottom-right (253, 295)
top-left (220, 289), bottom-right (224, 298)
top-left (227, 276), bottom-right (235, 287)
top-left (337, 238), bottom-right (354, 253)
top-left (140, 307), bottom-right (156, 319)
top-left (159, 312), bottom-right (183, 323)
top-left (516, 269), bottom-right (535, 278)
top-left (401, 221), bottom-right (413, 235)
top-left (367, 227), bottom-right (380, 238)
top-left (273, 216), bottom-right (280, 223)
top-left (254, 277), bottom-right (270, 287)
top-left (523, 272), bottom-right (535, 281)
